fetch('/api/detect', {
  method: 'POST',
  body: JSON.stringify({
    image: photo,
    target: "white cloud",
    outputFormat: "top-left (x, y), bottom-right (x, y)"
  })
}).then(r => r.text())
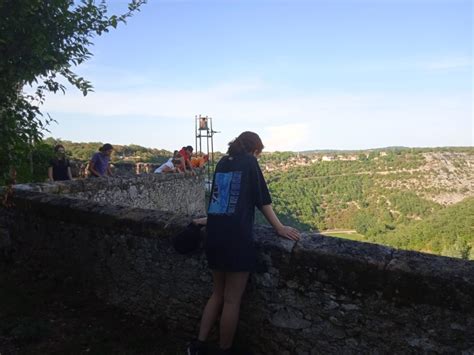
top-left (422, 56), bottom-right (472, 71)
top-left (263, 123), bottom-right (311, 151)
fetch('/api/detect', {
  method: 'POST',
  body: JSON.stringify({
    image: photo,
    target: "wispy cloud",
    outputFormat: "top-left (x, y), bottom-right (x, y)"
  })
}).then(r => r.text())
top-left (421, 56), bottom-right (472, 71)
top-left (352, 55), bottom-right (472, 73)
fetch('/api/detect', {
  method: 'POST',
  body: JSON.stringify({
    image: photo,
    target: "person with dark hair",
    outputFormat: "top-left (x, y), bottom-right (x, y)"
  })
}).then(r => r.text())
top-left (187, 131), bottom-right (300, 355)
top-left (48, 144), bottom-right (73, 181)
top-left (88, 143), bottom-right (113, 177)
top-left (179, 145), bottom-right (194, 172)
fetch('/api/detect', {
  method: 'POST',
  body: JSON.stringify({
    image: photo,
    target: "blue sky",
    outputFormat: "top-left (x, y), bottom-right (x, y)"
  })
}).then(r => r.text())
top-left (43, 0), bottom-right (472, 152)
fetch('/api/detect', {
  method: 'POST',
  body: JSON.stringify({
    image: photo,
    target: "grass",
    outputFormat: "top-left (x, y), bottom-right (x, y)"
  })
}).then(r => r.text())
top-left (322, 231), bottom-right (367, 242)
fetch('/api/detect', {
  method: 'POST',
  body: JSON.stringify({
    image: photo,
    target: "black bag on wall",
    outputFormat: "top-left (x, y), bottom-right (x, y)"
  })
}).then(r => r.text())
top-left (172, 223), bottom-right (204, 254)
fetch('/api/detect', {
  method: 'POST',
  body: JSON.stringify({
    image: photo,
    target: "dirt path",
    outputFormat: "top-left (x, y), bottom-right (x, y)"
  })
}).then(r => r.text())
top-left (321, 229), bottom-right (358, 234)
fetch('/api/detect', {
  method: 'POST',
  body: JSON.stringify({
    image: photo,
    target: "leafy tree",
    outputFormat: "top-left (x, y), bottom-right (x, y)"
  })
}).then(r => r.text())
top-left (368, 151), bottom-right (380, 160)
top-left (14, 141), bottom-right (55, 183)
top-left (375, 198), bottom-right (474, 258)
top-left (358, 153), bottom-right (368, 161)
top-left (0, 0), bottom-right (146, 185)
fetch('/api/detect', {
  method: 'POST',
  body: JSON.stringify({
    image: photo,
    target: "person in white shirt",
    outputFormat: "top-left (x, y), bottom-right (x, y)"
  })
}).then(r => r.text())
top-left (154, 152), bottom-right (184, 173)
top-left (154, 158), bottom-right (176, 173)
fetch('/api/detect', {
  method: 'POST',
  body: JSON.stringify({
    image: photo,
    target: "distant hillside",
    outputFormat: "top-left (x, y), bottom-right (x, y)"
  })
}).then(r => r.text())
top-left (260, 148), bottom-right (474, 205)
top-left (260, 147), bottom-right (474, 259)
top-left (299, 146), bottom-right (409, 154)
top-left (298, 146), bottom-right (473, 155)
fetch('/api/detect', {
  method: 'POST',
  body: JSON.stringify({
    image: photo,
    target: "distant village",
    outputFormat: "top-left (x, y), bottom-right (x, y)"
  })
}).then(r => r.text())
top-left (261, 151), bottom-right (389, 172)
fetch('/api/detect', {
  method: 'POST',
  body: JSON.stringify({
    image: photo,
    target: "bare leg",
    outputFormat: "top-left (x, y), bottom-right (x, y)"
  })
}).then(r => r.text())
top-left (198, 271), bottom-right (225, 341)
top-left (219, 272), bottom-right (250, 349)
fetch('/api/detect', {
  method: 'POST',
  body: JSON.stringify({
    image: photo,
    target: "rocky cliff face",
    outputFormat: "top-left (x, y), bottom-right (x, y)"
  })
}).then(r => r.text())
top-left (262, 151), bottom-right (474, 205)
top-left (420, 152), bottom-right (474, 204)
top-left (376, 152), bottom-right (474, 204)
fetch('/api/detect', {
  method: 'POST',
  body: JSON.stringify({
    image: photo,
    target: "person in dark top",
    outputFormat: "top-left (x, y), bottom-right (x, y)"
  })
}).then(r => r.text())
top-left (187, 131), bottom-right (300, 355)
top-left (48, 144), bottom-right (72, 181)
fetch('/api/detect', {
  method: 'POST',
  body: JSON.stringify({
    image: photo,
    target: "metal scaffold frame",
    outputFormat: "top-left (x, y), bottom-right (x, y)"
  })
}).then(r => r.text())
top-left (195, 115), bottom-right (219, 189)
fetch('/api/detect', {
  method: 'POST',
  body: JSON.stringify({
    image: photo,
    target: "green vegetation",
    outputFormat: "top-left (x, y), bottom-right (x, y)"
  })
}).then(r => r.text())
top-left (266, 152), bottom-right (427, 230)
top-left (374, 198), bottom-right (474, 259)
top-left (0, 0), bottom-right (145, 186)
top-left (262, 147), bottom-right (474, 260)
top-left (13, 142), bottom-right (55, 184)
top-left (321, 231), bottom-right (367, 242)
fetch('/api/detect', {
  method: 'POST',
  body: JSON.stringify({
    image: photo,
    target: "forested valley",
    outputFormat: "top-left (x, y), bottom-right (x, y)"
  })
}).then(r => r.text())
top-left (258, 147), bottom-right (474, 260)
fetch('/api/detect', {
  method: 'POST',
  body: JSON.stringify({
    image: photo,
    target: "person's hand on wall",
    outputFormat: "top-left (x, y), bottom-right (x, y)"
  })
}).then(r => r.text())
top-left (260, 204), bottom-right (301, 242)
top-left (276, 225), bottom-right (300, 241)
top-left (192, 217), bottom-right (207, 226)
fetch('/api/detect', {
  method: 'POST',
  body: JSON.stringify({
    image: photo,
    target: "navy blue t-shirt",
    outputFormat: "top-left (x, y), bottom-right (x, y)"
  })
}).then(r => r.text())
top-left (49, 158), bottom-right (70, 181)
top-left (205, 153), bottom-right (271, 272)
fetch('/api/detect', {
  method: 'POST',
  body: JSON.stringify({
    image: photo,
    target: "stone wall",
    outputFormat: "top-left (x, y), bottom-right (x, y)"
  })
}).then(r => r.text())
top-left (112, 162), bottom-right (162, 176)
top-left (69, 161), bottom-right (163, 178)
top-left (12, 172), bottom-right (206, 216)
top-left (1, 184), bottom-right (473, 354)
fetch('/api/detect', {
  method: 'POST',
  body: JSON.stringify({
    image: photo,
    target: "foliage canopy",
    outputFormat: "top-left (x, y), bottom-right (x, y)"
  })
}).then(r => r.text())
top-left (0, 0), bottom-right (146, 185)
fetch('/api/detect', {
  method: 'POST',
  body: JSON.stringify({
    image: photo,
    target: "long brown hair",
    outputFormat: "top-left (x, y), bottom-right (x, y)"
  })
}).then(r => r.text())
top-left (227, 131), bottom-right (264, 156)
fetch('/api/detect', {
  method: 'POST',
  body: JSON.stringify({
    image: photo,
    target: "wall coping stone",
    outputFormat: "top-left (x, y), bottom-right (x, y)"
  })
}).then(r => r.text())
top-left (10, 169), bottom-right (204, 196)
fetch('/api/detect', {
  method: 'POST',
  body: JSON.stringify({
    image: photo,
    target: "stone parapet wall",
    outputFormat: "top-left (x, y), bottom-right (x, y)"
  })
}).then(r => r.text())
top-left (68, 161), bottom-right (163, 178)
top-left (1, 188), bottom-right (473, 354)
top-left (112, 162), bottom-right (162, 176)
top-left (12, 171), bottom-right (206, 216)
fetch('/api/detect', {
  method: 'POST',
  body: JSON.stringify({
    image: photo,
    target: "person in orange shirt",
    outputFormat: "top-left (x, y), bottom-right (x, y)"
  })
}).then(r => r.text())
top-left (191, 154), bottom-right (209, 168)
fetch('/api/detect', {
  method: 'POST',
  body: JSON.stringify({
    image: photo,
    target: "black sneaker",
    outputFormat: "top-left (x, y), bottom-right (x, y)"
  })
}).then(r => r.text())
top-left (187, 340), bottom-right (208, 355)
